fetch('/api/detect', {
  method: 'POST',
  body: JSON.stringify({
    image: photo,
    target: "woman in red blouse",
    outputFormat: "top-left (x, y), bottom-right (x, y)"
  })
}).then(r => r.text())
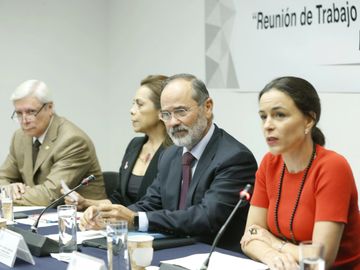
top-left (241, 76), bottom-right (360, 269)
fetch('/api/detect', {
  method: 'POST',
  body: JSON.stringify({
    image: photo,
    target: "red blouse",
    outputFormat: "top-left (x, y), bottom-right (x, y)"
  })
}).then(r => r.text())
top-left (251, 144), bottom-right (360, 269)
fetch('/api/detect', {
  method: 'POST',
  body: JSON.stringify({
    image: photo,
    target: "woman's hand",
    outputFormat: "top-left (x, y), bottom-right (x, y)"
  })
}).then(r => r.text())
top-left (241, 224), bottom-right (289, 251)
top-left (241, 224), bottom-right (277, 247)
top-left (263, 249), bottom-right (298, 270)
top-left (241, 224), bottom-right (298, 270)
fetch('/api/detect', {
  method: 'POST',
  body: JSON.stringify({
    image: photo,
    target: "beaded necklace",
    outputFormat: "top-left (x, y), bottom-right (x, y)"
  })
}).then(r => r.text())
top-left (274, 144), bottom-right (316, 244)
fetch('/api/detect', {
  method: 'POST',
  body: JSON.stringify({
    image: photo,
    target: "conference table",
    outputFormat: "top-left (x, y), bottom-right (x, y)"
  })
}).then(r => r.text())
top-left (0, 240), bottom-right (233, 270)
top-left (0, 208), bottom-right (244, 270)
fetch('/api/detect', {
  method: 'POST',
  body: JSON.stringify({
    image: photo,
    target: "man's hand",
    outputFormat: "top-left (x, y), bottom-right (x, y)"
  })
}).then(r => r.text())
top-left (63, 191), bottom-right (88, 211)
top-left (79, 204), bottom-right (136, 231)
top-left (79, 205), bottom-right (103, 230)
top-left (9, 183), bottom-right (26, 199)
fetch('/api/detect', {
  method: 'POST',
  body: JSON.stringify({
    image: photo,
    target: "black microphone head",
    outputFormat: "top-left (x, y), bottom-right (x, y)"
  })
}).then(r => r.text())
top-left (239, 184), bottom-right (253, 201)
top-left (81, 175), bottom-right (96, 185)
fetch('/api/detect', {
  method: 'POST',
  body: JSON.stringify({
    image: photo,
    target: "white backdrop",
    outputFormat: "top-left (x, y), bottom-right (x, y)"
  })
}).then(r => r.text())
top-left (204, 0), bottom-right (360, 92)
top-left (233, 0), bottom-right (360, 92)
top-left (0, 0), bottom-right (109, 168)
top-left (0, 1), bottom-right (359, 205)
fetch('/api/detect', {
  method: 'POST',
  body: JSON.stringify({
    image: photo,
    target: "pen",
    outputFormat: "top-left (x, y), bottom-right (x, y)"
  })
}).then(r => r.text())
top-left (61, 179), bottom-right (78, 202)
top-left (89, 209), bottom-right (106, 225)
top-left (45, 219), bottom-right (58, 224)
top-left (82, 239), bottom-right (106, 249)
top-left (30, 214), bottom-right (58, 223)
top-left (92, 210), bottom-right (101, 220)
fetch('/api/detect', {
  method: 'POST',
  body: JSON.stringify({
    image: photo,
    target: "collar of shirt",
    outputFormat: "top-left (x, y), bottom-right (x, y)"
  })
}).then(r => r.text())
top-left (32, 116), bottom-right (54, 144)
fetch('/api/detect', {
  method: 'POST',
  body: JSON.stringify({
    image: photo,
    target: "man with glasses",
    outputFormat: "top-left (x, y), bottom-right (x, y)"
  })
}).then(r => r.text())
top-left (0, 80), bottom-right (106, 206)
top-left (80, 74), bottom-right (257, 251)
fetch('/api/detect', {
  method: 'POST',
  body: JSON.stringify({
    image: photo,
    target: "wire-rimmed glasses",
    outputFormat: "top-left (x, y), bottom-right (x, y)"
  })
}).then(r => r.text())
top-left (159, 107), bottom-right (194, 122)
top-left (11, 103), bottom-right (47, 123)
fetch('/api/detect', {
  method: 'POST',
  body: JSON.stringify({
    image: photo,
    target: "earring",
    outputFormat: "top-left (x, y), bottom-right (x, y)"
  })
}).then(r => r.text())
top-left (305, 129), bottom-right (309, 135)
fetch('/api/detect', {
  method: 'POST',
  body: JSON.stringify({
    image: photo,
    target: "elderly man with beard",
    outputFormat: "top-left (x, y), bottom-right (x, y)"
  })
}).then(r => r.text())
top-left (80, 74), bottom-right (257, 251)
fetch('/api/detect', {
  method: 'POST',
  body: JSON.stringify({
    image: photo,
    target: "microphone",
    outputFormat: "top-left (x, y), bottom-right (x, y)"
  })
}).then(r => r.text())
top-left (31, 174), bottom-right (96, 233)
top-left (8, 175), bottom-right (95, 257)
top-left (199, 184), bottom-right (253, 270)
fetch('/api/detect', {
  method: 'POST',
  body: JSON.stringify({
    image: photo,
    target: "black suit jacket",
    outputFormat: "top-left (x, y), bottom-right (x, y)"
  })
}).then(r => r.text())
top-left (109, 136), bottom-right (163, 206)
top-left (129, 125), bottom-right (257, 251)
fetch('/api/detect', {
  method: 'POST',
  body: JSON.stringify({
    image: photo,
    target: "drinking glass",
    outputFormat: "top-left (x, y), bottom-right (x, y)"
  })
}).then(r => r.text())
top-left (299, 241), bottom-right (325, 270)
top-left (57, 204), bottom-right (77, 260)
top-left (107, 220), bottom-right (129, 270)
top-left (0, 186), bottom-right (14, 221)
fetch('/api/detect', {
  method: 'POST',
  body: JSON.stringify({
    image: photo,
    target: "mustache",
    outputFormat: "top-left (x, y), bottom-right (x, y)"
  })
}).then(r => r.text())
top-left (169, 125), bottom-right (188, 136)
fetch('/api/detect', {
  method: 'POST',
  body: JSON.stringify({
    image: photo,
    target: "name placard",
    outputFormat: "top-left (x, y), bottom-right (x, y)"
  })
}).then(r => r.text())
top-left (67, 251), bottom-right (106, 270)
top-left (0, 229), bottom-right (35, 267)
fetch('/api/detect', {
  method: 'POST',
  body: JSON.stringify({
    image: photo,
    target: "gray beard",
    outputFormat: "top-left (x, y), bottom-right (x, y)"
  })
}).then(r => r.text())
top-left (168, 112), bottom-right (208, 149)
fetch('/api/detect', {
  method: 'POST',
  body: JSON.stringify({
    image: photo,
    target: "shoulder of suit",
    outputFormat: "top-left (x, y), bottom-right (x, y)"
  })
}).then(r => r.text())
top-left (207, 126), bottom-right (256, 159)
top-left (13, 128), bottom-right (30, 144)
top-left (161, 144), bottom-right (181, 157)
top-left (127, 136), bottom-right (147, 149)
top-left (55, 115), bottom-right (77, 129)
top-left (52, 115), bottom-right (93, 141)
top-left (130, 136), bottom-right (147, 144)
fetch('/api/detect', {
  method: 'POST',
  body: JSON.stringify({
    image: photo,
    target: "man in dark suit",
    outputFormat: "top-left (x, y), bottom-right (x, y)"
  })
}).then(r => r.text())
top-left (80, 74), bottom-right (257, 251)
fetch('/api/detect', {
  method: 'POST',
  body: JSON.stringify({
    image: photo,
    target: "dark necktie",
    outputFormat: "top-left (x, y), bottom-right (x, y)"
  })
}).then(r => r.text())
top-left (179, 152), bottom-right (196, 209)
top-left (32, 139), bottom-right (41, 167)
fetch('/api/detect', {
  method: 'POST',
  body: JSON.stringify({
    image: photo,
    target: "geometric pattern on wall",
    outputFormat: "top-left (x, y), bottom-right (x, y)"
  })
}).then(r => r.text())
top-left (205, 0), bottom-right (239, 88)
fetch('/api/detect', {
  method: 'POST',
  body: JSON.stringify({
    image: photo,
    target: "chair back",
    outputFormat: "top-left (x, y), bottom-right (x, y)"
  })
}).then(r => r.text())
top-left (102, 171), bottom-right (119, 197)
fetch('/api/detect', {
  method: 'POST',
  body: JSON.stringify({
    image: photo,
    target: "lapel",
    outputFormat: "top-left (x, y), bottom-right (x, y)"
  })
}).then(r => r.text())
top-left (33, 115), bottom-right (61, 175)
top-left (186, 126), bottom-right (220, 206)
top-left (120, 138), bottom-right (146, 200)
top-left (23, 135), bottom-right (35, 185)
top-left (167, 148), bottom-right (183, 210)
top-left (137, 144), bottom-right (164, 199)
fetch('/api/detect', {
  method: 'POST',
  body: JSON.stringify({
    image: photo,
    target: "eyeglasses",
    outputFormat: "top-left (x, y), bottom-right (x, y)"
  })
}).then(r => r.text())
top-left (11, 103), bottom-right (48, 123)
top-left (159, 98), bottom-right (208, 122)
top-left (159, 107), bottom-right (194, 122)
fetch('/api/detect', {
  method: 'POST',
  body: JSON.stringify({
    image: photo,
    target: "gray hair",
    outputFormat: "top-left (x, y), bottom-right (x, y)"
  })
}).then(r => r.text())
top-left (10, 80), bottom-right (53, 103)
top-left (163, 73), bottom-right (209, 105)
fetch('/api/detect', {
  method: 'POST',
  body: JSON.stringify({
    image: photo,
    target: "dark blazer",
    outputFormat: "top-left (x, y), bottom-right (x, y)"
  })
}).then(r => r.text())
top-left (129, 125), bottom-right (257, 252)
top-left (109, 136), bottom-right (164, 206)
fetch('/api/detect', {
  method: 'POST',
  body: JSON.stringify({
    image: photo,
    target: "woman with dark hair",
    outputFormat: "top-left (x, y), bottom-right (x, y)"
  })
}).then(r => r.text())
top-left (65, 75), bottom-right (172, 209)
top-left (241, 76), bottom-right (360, 269)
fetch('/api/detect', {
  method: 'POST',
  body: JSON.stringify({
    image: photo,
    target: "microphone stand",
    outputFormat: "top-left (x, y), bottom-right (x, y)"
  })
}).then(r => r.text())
top-left (8, 175), bottom-right (95, 257)
top-left (199, 184), bottom-right (252, 270)
top-left (31, 175), bottom-right (95, 233)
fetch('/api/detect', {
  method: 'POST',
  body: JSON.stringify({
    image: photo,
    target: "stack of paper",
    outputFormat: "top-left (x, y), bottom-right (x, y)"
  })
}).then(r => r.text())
top-left (161, 252), bottom-right (268, 270)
